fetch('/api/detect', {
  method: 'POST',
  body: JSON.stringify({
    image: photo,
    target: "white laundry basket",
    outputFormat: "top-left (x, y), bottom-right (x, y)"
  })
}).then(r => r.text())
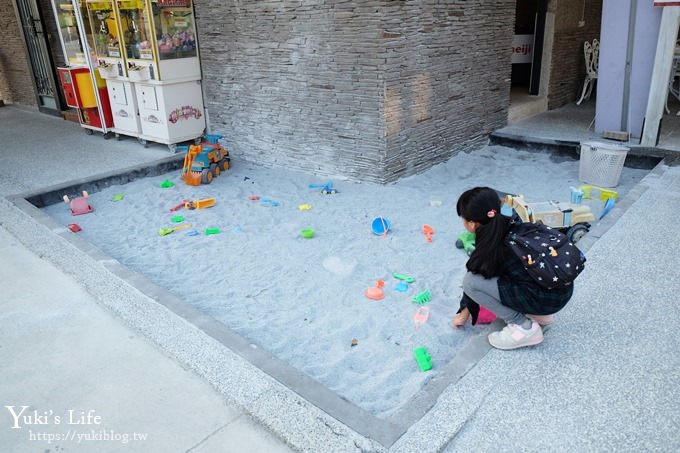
top-left (579, 141), bottom-right (630, 188)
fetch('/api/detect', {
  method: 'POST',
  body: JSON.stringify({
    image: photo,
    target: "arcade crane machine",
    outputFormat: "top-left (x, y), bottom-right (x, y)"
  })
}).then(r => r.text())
top-left (51, 0), bottom-right (114, 136)
top-left (119, 0), bottom-right (206, 151)
top-left (90, 0), bottom-right (206, 150)
top-left (86, 0), bottom-right (144, 139)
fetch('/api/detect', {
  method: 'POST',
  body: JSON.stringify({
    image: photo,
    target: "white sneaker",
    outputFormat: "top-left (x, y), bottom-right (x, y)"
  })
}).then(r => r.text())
top-left (488, 320), bottom-right (544, 350)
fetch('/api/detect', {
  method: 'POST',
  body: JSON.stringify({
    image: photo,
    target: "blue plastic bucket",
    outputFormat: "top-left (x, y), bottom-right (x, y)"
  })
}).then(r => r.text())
top-left (371, 217), bottom-right (391, 235)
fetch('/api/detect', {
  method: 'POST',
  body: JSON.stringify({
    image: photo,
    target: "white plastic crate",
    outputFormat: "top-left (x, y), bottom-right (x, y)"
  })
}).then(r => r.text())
top-left (579, 141), bottom-right (629, 188)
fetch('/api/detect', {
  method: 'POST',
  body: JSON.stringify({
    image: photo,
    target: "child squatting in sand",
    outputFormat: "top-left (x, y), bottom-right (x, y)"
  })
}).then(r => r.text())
top-left (452, 187), bottom-right (574, 350)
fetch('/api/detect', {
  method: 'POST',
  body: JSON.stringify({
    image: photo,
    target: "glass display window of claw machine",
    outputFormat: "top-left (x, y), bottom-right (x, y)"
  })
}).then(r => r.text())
top-left (52, 0), bottom-right (114, 133)
top-left (115, 0), bottom-right (200, 82)
top-left (153, 0), bottom-right (201, 80)
top-left (86, 0), bottom-right (126, 77)
top-left (52, 0), bottom-right (88, 66)
top-left (153, 0), bottom-right (200, 81)
top-left (115, 0), bottom-right (157, 81)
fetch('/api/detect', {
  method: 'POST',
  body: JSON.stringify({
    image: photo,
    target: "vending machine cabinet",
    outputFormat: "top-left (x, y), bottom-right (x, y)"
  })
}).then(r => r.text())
top-left (58, 67), bottom-right (81, 109)
top-left (57, 66), bottom-right (113, 131)
top-left (135, 79), bottom-right (205, 145)
top-left (106, 79), bottom-right (142, 135)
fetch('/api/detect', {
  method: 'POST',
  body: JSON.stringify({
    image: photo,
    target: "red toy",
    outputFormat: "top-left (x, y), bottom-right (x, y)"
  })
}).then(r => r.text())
top-left (477, 306), bottom-right (497, 324)
top-left (63, 191), bottom-right (93, 216)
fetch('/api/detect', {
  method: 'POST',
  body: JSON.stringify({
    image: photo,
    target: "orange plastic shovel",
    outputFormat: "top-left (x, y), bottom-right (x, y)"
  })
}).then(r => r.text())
top-left (422, 224), bottom-right (435, 243)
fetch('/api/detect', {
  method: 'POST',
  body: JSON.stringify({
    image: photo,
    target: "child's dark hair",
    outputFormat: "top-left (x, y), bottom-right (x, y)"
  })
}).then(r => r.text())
top-left (456, 187), bottom-right (512, 278)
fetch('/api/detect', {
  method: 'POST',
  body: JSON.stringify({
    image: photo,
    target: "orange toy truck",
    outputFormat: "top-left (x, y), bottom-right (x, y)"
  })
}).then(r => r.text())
top-left (181, 135), bottom-right (230, 185)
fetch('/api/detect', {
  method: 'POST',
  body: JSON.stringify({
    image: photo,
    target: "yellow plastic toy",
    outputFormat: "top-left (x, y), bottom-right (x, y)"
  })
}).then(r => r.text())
top-left (504, 194), bottom-right (595, 242)
top-left (184, 198), bottom-right (216, 210)
top-left (578, 184), bottom-right (618, 201)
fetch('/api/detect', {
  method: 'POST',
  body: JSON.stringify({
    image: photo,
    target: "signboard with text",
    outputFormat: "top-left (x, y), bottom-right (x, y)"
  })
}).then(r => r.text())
top-left (512, 34), bottom-right (534, 64)
top-left (157, 0), bottom-right (191, 7)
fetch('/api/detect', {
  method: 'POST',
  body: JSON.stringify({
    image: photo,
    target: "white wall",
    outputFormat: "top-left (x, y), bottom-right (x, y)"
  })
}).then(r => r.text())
top-left (628, 3), bottom-right (662, 137)
top-left (596, 0), bottom-right (662, 137)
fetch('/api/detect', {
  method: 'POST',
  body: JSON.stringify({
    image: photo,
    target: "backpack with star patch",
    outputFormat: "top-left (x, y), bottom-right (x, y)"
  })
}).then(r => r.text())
top-left (506, 221), bottom-right (586, 289)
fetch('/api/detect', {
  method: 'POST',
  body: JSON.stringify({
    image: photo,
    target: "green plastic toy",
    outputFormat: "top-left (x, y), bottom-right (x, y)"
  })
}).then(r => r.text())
top-left (455, 231), bottom-right (476, 256)
top-left (159, 223), bottom-right (192, 236)
top-left (392, 273), bottom-right (415, 284)
top-left (205, 227), bottom-right (220, 235)
top-left (413, 347), bottom-right (432, 371)
top-left (411, 290), bottom-right (431, 305)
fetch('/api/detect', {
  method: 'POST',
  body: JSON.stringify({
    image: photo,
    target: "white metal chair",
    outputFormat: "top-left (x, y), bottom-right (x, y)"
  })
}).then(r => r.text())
top-left (576, 38), bottom-right (599, 105)
top-left (665, 54), bottom-right (680, 116)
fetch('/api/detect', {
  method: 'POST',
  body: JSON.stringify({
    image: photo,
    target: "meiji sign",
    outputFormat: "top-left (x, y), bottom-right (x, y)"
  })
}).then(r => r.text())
top-left (512, 34), bottom-right (534, 64)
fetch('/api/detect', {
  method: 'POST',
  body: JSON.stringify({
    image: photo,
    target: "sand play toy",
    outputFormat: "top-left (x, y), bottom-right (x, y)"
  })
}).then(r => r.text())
top-left (181, 141), bottom-right (230, 186)
top-left (477, 306), bottom-right (497, 324)
top-left (413, 347), bottom-right (432, 371)
top-left (170, 200), bottom-right (189, 212)
top-left (260, 197), bottom-right (280, 207)
top-left (456, 231), bottom-right (476, 256)
top-left (365, 280), bottom-right (385, 300)
top-left (159, 223), bottom-right (192, 236)
top-left (422, 224), bottom-right (434, 243)
top-left (371, 217), bottom-right (391, 235)
top-left (393, 273), bottom-right (415, 284)
top-left (300, 228), bottom-right (315, 239)
top-left (184, 198), bottom-right (216, 210)
top-left (413, 306), bottom-right (430, 328)
top-left (394, 282), bottom-right (409, 292)
top-left (63, 191), bottom-right (93, 216)
top-left (412, 290), bottom-right (431, 305)
top-left (309, 181), bottom-right (337, 194)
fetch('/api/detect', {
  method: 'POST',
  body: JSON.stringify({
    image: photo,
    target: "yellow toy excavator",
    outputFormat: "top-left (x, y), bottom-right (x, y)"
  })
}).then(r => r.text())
top-left (181, 135), bottom-right (230, 186)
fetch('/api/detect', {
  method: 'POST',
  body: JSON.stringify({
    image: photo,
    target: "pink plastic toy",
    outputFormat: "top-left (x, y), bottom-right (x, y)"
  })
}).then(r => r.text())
top-left (477, 306), bottom-right (497, 324)
top-left (63, 191), bottom-right (93, 216)
top-left (414, 306), bottom-right (430, 328)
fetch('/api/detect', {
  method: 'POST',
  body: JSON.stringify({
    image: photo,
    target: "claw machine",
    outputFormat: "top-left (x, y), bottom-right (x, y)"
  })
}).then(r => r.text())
top-left (118, 0), bottom-right (206, 150)
top-left (85, 0), bottom-right (143, 138)
top-left (51, 0), bottom-right (113, 135)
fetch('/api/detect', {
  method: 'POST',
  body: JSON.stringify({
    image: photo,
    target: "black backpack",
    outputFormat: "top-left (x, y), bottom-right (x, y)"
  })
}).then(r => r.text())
top-left (506, 222), bottom-right (586, 289)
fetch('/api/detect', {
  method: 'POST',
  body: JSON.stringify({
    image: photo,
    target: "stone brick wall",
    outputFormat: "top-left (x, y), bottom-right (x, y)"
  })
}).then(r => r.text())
top-left (196, 0), bottom-right (515, 183)
top-left (0, 0), bottom-right (36, 107)
top-left (382, 1), bottom-right (514, 180)
top-left (548, 0), bottom-right (602, 109)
